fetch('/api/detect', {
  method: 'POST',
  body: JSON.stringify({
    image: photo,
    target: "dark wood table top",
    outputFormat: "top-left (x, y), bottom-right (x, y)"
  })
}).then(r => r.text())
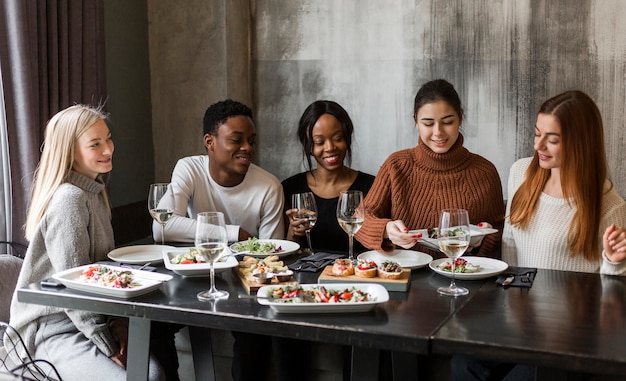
top-left (17, 253), bottom-right (482, 355)
top-left (432, 268), bottom-right (626, 375)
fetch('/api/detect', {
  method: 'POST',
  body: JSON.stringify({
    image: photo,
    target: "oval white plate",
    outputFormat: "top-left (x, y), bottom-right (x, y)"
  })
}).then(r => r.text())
top-left (357, 250), bottom-right (432, 270)
top-left (162, 248), bottom-right (238, 277)
top-left (256, 283), bottom-right (389, 314)
top-left (429, 256), bottom-right (508, 280)
top-left (52, 264), bottom-right (172, 298)
top-left (230, 239), bottom-right (299, 258)
top-left (107, 244), bottom-right (175, 264)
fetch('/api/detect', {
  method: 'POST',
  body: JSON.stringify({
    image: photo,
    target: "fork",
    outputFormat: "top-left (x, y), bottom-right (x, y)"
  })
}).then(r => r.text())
top-left (520, 272), bottom-right (532, 283)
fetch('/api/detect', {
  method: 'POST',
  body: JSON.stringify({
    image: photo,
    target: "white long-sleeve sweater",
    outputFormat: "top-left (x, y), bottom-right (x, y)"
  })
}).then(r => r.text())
top-left (502, 157), bottom-right (626, 275)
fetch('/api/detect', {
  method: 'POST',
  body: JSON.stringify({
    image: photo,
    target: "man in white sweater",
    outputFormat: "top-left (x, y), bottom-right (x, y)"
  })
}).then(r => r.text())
top-left (153, 100), bottom-right (284, 244)
top-left (150, 99), bottom-right (286, 381)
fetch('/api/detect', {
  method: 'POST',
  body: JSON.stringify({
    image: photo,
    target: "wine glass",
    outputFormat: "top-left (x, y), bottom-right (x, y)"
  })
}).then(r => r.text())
top-left (437, 208), bottom-right (471, 297)
top-left (336, 190), bottom-right (364, 261)
top-left (291, 192), bottom-right (318, 256)
top-left (148, 183), bottom-right (174, 245)
top-left (196, 211), bottom-right (229, 301)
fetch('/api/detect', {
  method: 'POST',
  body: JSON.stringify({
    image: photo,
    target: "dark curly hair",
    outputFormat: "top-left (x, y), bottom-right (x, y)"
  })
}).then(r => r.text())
top-left (297, 100), bottom-right (354, 171)
top-left (203, 99), bottom-right (253, 136)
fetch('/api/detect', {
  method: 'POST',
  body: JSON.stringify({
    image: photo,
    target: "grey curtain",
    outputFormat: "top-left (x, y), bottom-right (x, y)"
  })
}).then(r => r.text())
top-left (0, 0), bottom-right (107, 247)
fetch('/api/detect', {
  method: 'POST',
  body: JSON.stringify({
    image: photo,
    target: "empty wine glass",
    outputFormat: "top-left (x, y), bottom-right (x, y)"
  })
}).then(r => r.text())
top-left (437, 208), bottom-right (471, 297)
top-left (291, 192), bottom-right (318, 256)
top-left (336, 190), bottom-right (364, 261)
top-left (196, 211), bottom-right (229, 301)
top-left (148, 183), bottom-right (174, 245)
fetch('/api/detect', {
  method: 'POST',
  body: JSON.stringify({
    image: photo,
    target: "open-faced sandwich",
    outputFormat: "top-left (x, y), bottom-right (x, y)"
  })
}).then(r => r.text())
top-left (378, 260), bottom-right (403, 279)
top-left (354, 260), bottom-right (378, 278)
top-left (332, 258), bottom-right (355, 276)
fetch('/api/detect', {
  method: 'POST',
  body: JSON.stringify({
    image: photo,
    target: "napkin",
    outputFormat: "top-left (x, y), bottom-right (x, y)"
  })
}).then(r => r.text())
top-left (288, 252), bottom-right (344, 272)
top-left (496, 266), bottom-right (537, 288)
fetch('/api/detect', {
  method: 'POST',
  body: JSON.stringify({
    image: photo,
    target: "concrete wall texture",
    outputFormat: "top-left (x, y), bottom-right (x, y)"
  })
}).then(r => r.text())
top-left (147, 0), bottom-right (626, 198)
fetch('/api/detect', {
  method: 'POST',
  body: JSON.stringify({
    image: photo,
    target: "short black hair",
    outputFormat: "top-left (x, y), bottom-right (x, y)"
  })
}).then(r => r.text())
top-left (203, 99), bottom-right (253, 136)
top-left (297, 100), bottom-right (354, 171)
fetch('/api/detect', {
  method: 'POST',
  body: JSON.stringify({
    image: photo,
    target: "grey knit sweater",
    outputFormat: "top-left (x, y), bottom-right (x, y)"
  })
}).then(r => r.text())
top-left (9, 171), bottom-right (116, 361)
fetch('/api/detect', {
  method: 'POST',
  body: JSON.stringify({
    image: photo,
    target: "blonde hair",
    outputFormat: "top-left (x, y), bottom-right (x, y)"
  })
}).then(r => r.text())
top-left (25, 104), bottom-right (110, 240)
top-left (510, 91), bottom-right (609, 260)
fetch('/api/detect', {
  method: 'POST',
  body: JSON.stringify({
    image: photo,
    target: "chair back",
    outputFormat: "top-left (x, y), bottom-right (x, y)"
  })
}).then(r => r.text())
top-left (1, 322), bottom-right (62, 380)
top-left (0, 255), bottom-right (22, 323)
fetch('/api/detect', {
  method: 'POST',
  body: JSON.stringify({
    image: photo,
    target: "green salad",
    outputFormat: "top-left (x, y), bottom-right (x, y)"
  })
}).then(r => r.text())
top-left (231, 237), bottom-right (282, 254)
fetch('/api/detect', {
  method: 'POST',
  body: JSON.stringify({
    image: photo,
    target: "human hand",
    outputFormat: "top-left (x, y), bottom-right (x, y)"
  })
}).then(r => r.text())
top-left (469, 222), bottom-right (492, 249)
top-left (285, 208), bottom-right (306, 240)
top-left (385, 220), bottom-right (421, 249)
top-left (603, 224), bottom-right (626, 262)
top-left (108, 319), bottom-right (128, 368)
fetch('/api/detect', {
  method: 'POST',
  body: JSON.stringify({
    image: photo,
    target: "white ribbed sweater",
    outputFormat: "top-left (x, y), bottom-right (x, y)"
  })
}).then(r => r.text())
top-left (502, 158), bottom-right (626, 275)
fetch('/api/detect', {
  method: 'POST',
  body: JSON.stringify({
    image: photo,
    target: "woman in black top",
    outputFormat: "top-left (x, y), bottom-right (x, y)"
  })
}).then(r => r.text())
top-left (282, 100), bottom-right (375, 254)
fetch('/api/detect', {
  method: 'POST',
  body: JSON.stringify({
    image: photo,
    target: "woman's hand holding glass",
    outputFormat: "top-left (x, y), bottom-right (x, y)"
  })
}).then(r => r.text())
top-left (290, 192), bottom-right (318, 255)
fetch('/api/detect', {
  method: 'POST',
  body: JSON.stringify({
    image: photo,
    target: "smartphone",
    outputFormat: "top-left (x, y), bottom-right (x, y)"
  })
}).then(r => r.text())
top-left (40, 278), bottom-right (64, 288)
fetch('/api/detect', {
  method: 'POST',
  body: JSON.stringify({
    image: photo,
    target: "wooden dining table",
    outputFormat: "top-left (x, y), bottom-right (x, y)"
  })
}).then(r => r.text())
top-left (15, 250), bottom-right (626, 381)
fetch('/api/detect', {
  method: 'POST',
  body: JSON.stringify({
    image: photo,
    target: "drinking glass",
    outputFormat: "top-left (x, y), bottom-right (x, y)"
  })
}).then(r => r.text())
top-left (291, 192), bottom-right (318, 255)
top-left (336, 190), bottom-right (364, 261)
top-left (196, 212), bottom-right (229, 301)
top-left (437, 208), bottom-right (471, 296)
top-left (148, 183), bottom-right (174, 245)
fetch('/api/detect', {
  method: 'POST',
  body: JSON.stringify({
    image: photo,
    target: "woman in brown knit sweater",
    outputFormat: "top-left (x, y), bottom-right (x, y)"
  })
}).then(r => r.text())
top-left (355, 79), bottom-right (504, 259)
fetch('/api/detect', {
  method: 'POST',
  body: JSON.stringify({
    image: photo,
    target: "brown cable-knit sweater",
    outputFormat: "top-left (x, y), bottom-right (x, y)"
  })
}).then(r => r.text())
top-left (355, 135), bottom-right (504, 259)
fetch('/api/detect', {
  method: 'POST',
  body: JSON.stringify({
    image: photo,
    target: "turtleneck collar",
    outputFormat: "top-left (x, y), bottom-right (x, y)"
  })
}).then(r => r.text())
top-left (66, 171), bottom-right (106, 194)
top-left (413, 133), bottom-right (471, 172)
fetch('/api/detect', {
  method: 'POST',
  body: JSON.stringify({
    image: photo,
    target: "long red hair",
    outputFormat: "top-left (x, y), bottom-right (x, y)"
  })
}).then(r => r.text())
top-left (509, 91), bottom-right (609, 260)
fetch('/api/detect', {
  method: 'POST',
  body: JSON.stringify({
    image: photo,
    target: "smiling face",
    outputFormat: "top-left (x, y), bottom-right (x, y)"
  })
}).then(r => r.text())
top-left (534, 113), bottom-right (562, 170)
top-left (204, 115), bottom-right (256, 186)
top-left (310, 114), bottom-right (348, 173)
top-left (72, 119), bottom-right (113, 179)
top-left (415, 100), bottom-right (461, 153)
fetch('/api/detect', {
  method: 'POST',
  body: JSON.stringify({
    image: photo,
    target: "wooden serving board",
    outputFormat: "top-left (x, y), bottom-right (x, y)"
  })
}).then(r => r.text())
top-left (318, 266), bottom-right (411, 292)
top-left (235, 268), bottom-right (299, 294)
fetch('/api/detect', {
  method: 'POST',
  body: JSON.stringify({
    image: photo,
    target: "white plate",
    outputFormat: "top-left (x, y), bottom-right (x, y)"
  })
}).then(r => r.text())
top-left (163, 248), bottom-right (238, 277)
top-left (428, 256), bottom-right (508, 280)
top-left (357, 250), bottom-right (432, 270)
top-left (51, 264), bottom-right (172, 298)
top-left (257, 283), bottom-right (389, 314)
top-left (107, 245), bottom-right (175, 264)
top-left (229, 239), bottom-right (300, 258)
top-left (411, 225), bottom-right (499, 251)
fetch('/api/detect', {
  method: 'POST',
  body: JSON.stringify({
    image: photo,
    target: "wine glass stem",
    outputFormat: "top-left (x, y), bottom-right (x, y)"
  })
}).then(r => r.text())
top-left (209, 263), bottom-right (217, 294)
top-left (450, 260), bottom-right (456, 289)
top-left (160, 224), bottom-right (165, 245)
top-left (305, 230), bottom-right (312, 251)
top-left (348, 234), bottom-right (354, 260)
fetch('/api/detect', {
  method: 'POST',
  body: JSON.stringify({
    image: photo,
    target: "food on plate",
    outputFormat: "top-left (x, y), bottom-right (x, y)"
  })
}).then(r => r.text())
top-left (238, 255), bottom-right (288, 281)
top-left (378, 260), bottom-right (403, 279)
top-left (80, 265), bottom-right (140, 289)
top-left (169, 247), bottom-right (227, 264)
top-left (331, 258), bottom-right (355, 276)
top-left (267, 285), bottom-right (375, 303)
top-left (231, 237), bottom-right (284, 254)
top-left (354, 260), bottom-right (378, 278)
top-left (436, 258), bottom-right (480, 273)
top-left (428, 227), bottom-right (467, 239)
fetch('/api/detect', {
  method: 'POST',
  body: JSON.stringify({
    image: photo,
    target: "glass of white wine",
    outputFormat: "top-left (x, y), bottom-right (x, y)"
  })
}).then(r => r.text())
top-left (336, 190), bottom-right (364, 261)
top-left (148, 183), bottom-right (174, 245)
top-left (196, 211), bottom-right (229, 301)
top-left (437, 208), bottom-right (471, 296)
top-left (291, 192), bottom-right (318, 256)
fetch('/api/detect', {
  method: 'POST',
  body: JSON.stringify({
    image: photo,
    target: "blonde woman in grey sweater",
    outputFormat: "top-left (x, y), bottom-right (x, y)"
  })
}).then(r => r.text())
top-left (8, 105), bottom-right (164, 381)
